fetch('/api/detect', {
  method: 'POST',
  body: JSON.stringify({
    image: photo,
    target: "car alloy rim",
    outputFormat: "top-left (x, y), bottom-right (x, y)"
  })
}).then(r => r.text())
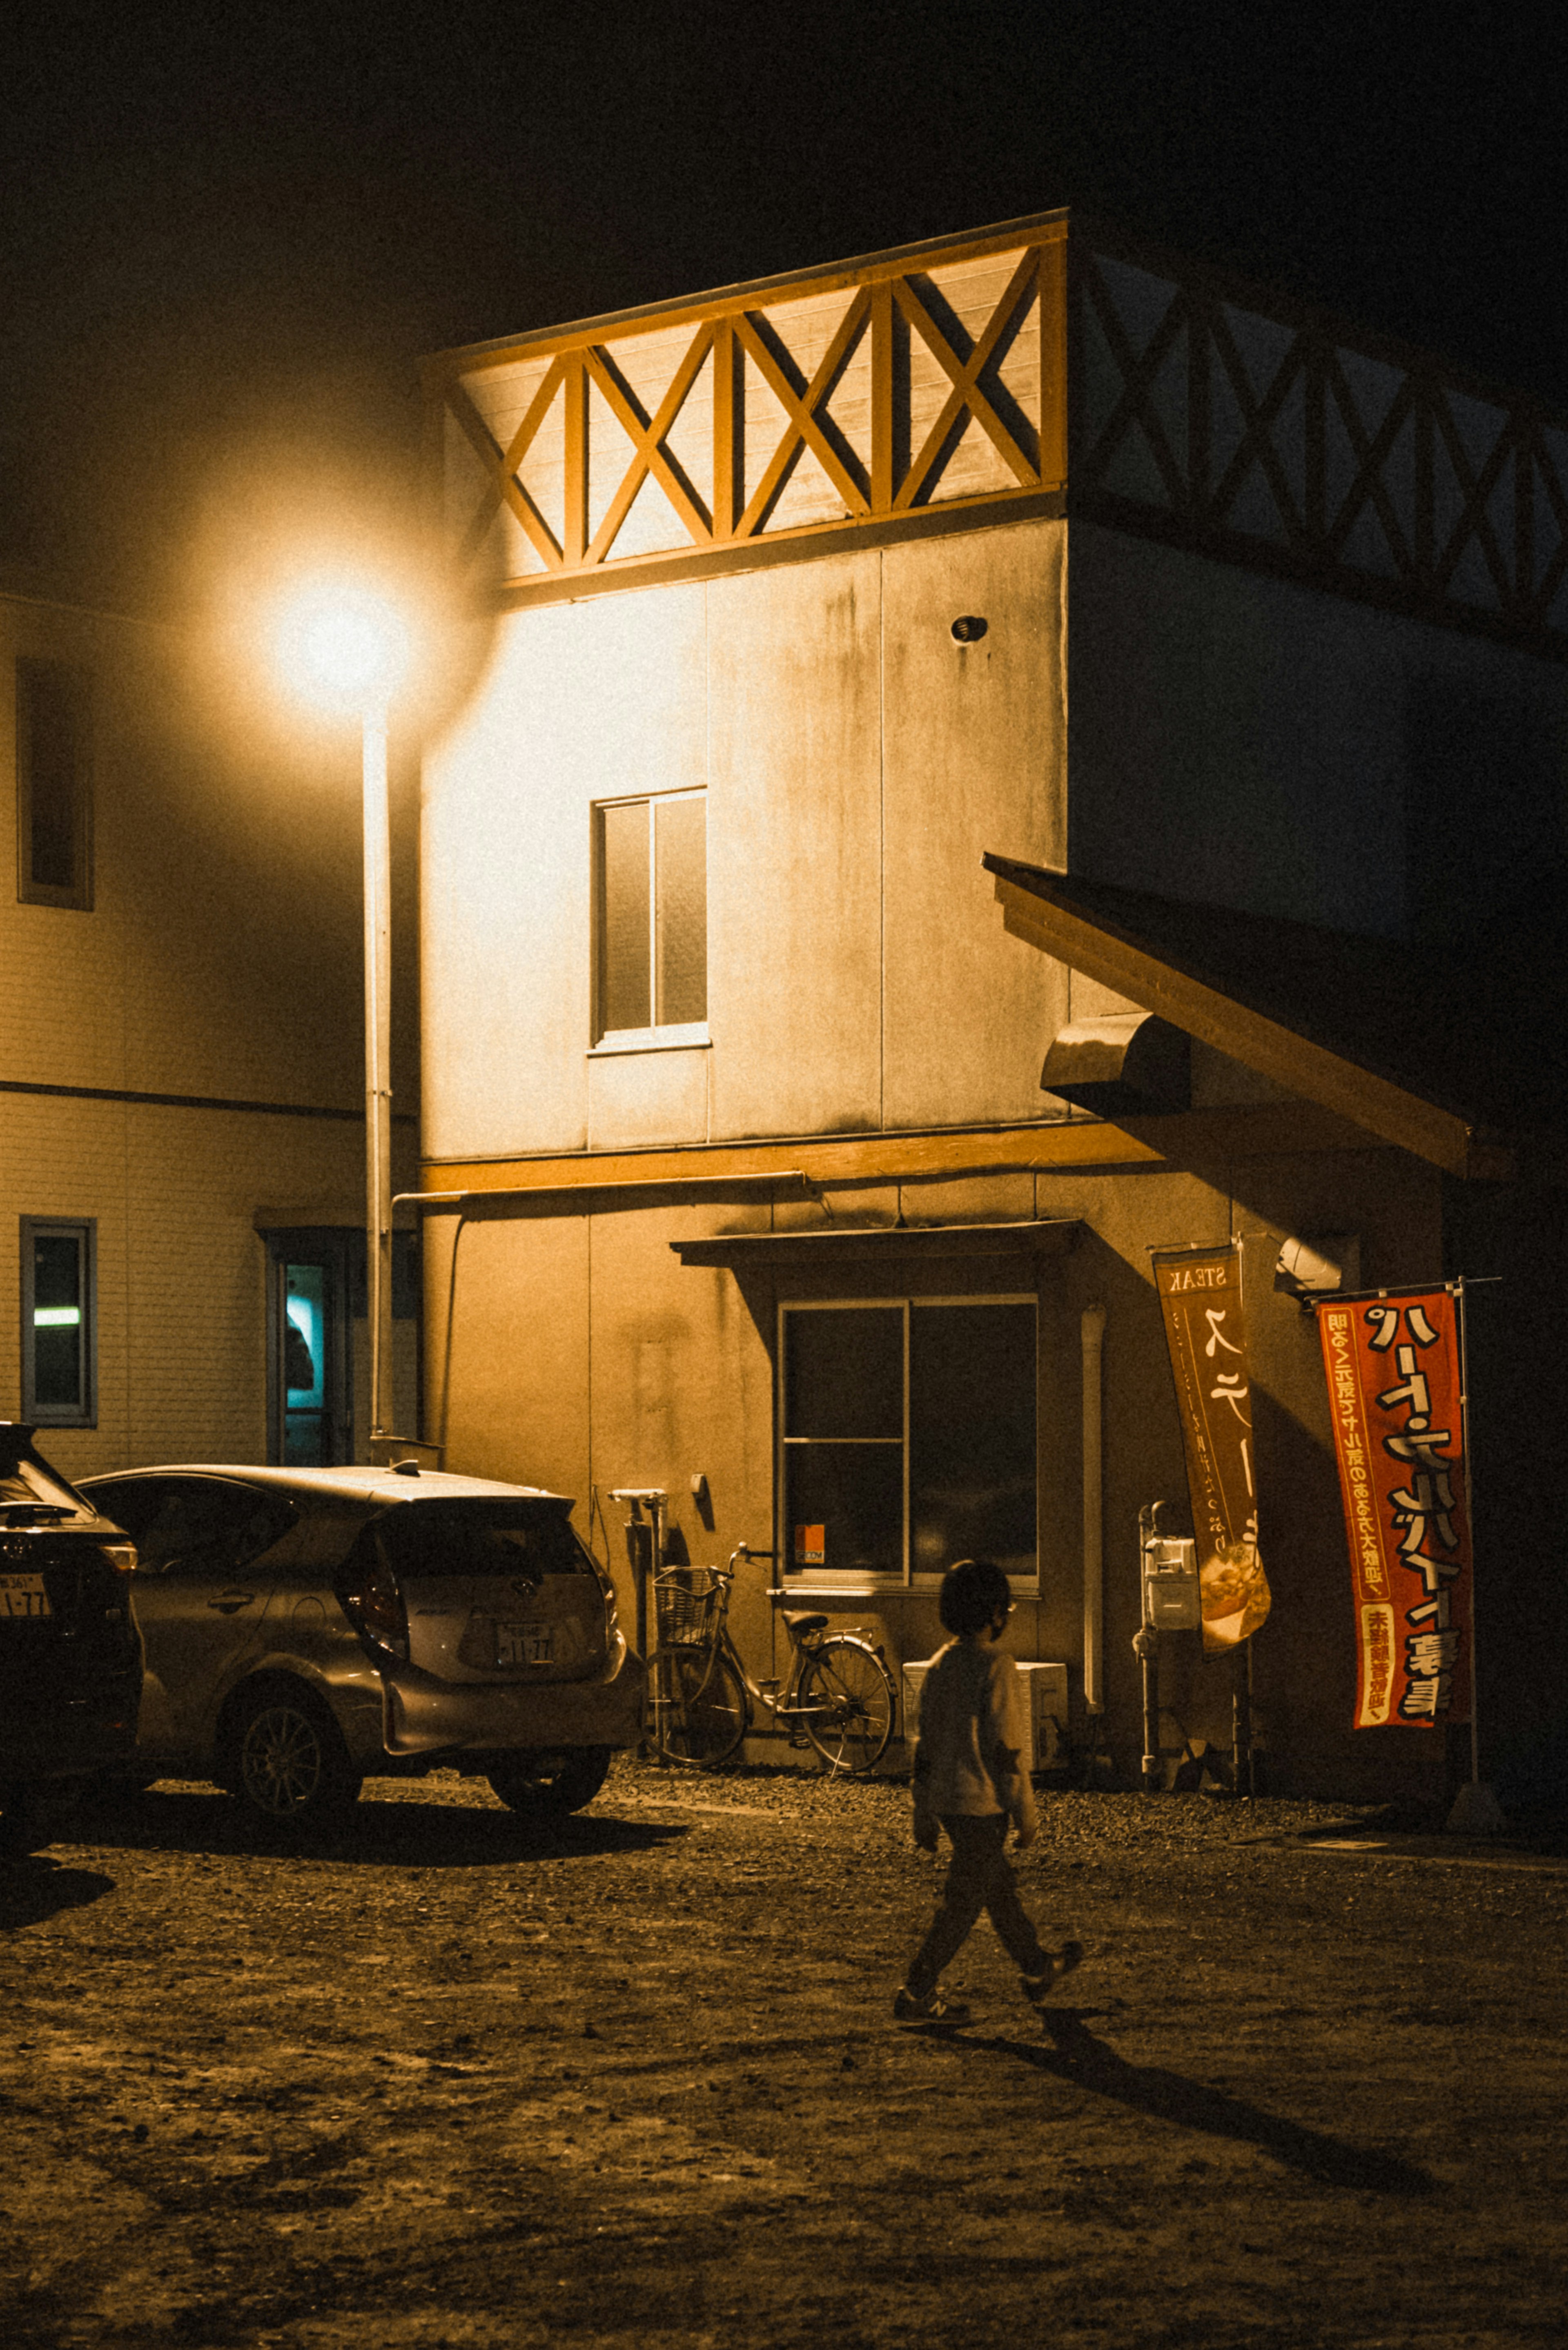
top-left (243, 1706), bottom-right (323, 1815)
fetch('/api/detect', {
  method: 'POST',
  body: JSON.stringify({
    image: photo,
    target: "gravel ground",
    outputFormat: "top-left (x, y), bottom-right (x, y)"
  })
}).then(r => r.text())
top-left (2, 1758), bottom-right (1566, 2349)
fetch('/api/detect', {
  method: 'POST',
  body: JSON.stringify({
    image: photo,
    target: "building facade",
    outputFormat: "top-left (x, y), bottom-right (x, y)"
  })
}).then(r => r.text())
top-left (416, 214), bottom-right (1568, 1801)
top-left (1, 580), bottom-right (419, 1481)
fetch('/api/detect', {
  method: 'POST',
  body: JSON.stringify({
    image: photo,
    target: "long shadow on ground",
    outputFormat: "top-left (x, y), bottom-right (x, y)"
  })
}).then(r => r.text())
top-left (936, 2007), bottom-right (1439, 2197)
top-left (51, 1786), bottom-right (688, 1870)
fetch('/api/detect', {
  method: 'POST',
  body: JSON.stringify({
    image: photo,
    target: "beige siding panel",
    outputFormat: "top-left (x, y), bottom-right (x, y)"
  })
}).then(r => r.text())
top-left (439, 1212), bottom-right (591, 1497)
top-left (587, 1047), bottom-right (708, 1151)
top-left (882, 522), bottom-right (1071, 1128)
top-left (706, 554), bottom-right (883, 1140)
top-left (587, 1198), bottom-right (775, 1635)
top-left (421, 587), bottom-right (707, 1161)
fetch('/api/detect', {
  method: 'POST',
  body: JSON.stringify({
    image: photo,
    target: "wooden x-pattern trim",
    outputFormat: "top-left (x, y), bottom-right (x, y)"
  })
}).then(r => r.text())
top-left (1526, 423), bottom-right (1568, 617)
top-left (583, 326), bottom-right (716, 561)
top-left (1321, 350), bottom-right (1417, 577)
top-left (1429, 389), bottom-right (1517, 609)
top-left (448, 364), bottom-right (568, 572)
top-left (893, 249), bottom-right (1043, 510)
top-left (732, 290), bottom-right (872, 535)
top-left (1077, 254), bottom-right (1189, 509)
top-left (428, 212), bottom-right (1568, 653)
top-left (1205, 304), bottom-right (1307, 541)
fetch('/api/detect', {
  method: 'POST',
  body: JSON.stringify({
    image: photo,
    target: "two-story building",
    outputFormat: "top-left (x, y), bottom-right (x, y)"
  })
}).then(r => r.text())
top-left (415, 212), bottom-right (1568, 1804)
top-left (0, 575), bottom-right (419, 1478)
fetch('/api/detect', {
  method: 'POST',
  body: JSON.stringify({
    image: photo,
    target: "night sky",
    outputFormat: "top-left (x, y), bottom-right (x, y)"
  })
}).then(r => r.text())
top-left (4, 0), bottom-right (1566, 610)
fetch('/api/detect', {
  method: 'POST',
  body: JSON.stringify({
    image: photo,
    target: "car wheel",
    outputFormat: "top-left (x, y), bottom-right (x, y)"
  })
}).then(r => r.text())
top-left (486, 1746), bottom-right (612, 1818)
top-left (228, 1685), bottom-right (363, 1830)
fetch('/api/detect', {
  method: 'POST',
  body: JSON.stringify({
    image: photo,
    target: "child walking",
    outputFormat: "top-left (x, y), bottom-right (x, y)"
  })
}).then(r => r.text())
top-left (895, 1558), bottom-right (1082, 2024)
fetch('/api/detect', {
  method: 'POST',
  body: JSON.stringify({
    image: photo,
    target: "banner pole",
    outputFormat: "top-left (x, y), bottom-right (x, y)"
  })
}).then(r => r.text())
top-left (1446, 1277), bottom-right (1505, 1835)
top-left (1456, 1278), bottom-right (1480, 1792)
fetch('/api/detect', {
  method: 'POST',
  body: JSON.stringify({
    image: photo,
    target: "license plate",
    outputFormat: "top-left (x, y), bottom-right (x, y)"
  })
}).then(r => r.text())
top-left (496, 1621), bottom-right (552, 1666)
top-left (0, 1572), bottom-right (51, 1619)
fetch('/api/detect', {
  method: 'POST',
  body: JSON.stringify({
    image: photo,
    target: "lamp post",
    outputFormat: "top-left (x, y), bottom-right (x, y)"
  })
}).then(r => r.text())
top-left (273, 582), bottom-right (409, 1454)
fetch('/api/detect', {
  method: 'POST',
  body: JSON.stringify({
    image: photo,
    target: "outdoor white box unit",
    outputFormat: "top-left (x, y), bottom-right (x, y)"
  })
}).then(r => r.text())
top-left (902, 1657), bottom-right (1069, 1768)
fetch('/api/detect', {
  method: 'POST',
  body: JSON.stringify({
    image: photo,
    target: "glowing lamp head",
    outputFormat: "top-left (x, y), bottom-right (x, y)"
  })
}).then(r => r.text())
top-left (272, 580), bottom-right (410, 715)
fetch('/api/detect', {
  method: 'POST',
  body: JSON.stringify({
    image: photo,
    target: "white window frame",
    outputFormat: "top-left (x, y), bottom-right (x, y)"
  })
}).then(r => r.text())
top-left (777, 1292), bottom-right (1039, 1596)
top-left (21, 1216), bottom-right (98, 1428)
top-left (590, 786), bottom-right (709, 1054)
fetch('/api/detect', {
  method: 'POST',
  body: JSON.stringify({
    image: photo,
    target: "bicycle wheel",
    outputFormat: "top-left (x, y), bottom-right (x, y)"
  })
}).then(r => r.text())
top-left (798, 1637), bottom-right (895, 1775)
top-left (653, 1647), bottom-right (749, 1769)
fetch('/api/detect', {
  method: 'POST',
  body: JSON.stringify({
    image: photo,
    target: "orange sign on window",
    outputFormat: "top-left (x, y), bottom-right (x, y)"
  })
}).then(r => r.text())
top-left (794, 1524), bottom-right (825, 1567)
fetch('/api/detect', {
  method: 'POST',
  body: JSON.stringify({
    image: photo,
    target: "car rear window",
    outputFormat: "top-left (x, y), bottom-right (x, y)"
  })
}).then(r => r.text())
top-left (371, 1498), bottom-right (592, 1581)
top-left (0, 1456), bottom-right (90, 1517)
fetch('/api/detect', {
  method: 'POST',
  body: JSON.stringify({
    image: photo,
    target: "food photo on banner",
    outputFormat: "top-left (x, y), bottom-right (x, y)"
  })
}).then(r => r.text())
top-left (1151, 1243), bottom-right (1272, 1651)
top-left (1314, 1286), bottom-right (1473, 1731)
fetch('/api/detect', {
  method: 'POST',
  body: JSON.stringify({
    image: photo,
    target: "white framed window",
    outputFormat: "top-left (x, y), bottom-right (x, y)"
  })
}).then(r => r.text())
top-left (779, 1294), bottom-right (1038, 1589)
top-left (21, 1217), bottom-right (97, 1428)
top-left (592, 789), bottom-right (707, 1049)
top-left (16, 657), bottom-right (93, 911)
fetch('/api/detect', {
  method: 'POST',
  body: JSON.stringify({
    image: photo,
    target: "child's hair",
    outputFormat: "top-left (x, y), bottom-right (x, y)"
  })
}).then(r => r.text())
top-left (939, 1557), bottom-right (1012, 1636)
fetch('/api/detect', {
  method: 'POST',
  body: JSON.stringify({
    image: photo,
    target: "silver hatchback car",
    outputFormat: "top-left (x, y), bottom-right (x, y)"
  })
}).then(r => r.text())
top-left (79, 1462), bottom-right (642, 1830)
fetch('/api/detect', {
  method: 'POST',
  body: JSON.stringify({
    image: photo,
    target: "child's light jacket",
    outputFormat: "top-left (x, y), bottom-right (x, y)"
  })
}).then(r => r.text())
top-left (912, 1640), bottom-right (1038, 1834)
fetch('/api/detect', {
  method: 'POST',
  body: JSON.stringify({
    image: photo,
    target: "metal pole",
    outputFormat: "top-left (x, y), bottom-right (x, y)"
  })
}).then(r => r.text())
top-left (1455, 1277), bottom-right (1481, 1790)
top-left (363, 704), bottom-right (393, 1447)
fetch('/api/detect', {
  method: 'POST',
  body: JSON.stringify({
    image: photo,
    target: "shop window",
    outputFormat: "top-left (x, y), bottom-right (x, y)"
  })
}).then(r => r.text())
top-left (21, 1218), bottom-right (96, 1426)
top-left (780, 1296), bottom-right (1037, 1586)
top-left (16, 658), bottom-right (93, 910)
top-left (593, 790), bottom-right (706, 1044)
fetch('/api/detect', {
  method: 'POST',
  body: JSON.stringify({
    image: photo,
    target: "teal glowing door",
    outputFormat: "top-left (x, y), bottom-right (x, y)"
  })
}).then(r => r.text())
top-left (265, 1232), bottom-right (353, 1466)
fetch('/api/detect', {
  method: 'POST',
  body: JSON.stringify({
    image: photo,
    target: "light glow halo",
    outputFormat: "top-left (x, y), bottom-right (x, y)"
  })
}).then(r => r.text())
top-left (271, 578), bottom-right (410, 713)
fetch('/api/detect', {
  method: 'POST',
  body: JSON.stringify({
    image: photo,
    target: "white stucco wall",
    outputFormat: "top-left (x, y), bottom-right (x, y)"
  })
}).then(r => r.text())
top-left (421, 520), bottom-right (1071, 1162)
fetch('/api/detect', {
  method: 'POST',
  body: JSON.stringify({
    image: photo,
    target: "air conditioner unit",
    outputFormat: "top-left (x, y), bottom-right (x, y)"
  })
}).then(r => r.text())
top-left (902, 1657), bottom-right (1069, 1768)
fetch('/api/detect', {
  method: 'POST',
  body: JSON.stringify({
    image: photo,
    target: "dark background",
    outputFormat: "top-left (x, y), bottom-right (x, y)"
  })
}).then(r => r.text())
top-left (3, 0), bottom-right (1566, 610)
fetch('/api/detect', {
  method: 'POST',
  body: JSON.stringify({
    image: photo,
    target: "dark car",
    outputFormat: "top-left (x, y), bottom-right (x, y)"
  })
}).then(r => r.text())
top-left (0, 1423), bottom-right (142, 1852)
top-left (79, 1462), bottom-right (642, 1832)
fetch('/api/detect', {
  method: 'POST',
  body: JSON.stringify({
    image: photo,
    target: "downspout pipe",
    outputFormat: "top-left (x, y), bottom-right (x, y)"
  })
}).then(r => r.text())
top-left (1081, 1305), bottom-right (1106, 1713)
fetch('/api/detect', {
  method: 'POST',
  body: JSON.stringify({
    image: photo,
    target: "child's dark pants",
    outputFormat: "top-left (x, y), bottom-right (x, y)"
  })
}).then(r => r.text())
top-left (906, 1813), bottom-right (1051, 1996)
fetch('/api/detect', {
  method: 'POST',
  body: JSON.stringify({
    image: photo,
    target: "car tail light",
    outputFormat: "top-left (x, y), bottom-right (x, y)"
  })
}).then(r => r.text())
top-left (101, 1542), bottom-right (137, 1576)
top-left (339, 1552), bottom-right (410, 1660)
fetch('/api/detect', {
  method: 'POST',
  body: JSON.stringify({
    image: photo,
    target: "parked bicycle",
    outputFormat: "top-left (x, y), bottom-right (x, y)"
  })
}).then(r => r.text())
top-left (650, 1545), bottom-right (897, 1776)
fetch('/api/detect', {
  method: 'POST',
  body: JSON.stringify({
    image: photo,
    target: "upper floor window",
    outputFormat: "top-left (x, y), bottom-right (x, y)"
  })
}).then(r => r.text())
top-left (16, 658), bottom-right (93, 911)
top-left (594, 790), bottom-right (706, 1046)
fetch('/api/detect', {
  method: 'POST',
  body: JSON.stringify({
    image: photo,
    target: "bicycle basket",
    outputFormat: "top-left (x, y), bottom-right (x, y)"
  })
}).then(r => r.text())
top-left (654, 1567), bottom-right (723, 1646)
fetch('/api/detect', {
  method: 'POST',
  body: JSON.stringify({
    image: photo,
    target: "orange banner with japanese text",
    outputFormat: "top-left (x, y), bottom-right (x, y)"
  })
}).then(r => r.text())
top-left (1153, 1244), bottom-right (1271, 1652)
top-left (1316, 1289), bottom-right (1472, 1729)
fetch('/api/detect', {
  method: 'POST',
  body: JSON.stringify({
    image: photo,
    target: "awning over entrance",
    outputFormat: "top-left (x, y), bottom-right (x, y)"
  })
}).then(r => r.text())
top-left (671, 1218), bottom-right (1080, 1269)
top-left (984, 852), bottom-right (1526, 1181)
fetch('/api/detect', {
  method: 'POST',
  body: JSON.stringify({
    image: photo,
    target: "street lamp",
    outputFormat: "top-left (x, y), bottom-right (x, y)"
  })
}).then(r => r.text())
top-left (272, 579), bottom-right (410, 1454)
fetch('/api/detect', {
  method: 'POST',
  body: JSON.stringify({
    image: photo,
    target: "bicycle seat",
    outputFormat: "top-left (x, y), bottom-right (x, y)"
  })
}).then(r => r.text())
top-left (780, 1608), bottom-right (829, 1637)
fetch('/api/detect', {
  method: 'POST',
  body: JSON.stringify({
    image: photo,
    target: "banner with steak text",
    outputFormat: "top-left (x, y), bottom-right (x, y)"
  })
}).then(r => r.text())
top-left (1153, 1243), bottom-right (1271, 1652)
top-left (1317, 1288), bottom-right (1472, 1729)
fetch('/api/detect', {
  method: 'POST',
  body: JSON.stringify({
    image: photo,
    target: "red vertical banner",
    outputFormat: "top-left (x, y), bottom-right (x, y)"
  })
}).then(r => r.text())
top-left (1316, 1289), bottom-right (1473, 1729)
top-left (1153, 1244), bottom-right (1271, 1652)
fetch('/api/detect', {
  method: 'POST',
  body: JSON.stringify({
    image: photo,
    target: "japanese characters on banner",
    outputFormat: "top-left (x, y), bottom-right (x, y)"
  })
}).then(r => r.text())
top-left (1316, 1289), bottom-right (1472, 1729)
top-left (1153, 1244), bottom-right (1272, 1652)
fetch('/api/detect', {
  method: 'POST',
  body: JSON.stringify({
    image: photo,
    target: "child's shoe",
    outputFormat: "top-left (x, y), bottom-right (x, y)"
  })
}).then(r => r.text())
top-left (893, 1984), bottom-right (971, 2024)
top-left (1023, 1940), bottom-right (1085, 2006)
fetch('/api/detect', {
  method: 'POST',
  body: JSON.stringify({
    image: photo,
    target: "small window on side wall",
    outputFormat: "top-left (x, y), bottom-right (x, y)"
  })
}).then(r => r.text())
top-left (594, 790), bottom-right (706, 1044)
top-left (21, 1218), bottom-right (97, 1427)
top-left (16, 658), bottom-right (93, 911)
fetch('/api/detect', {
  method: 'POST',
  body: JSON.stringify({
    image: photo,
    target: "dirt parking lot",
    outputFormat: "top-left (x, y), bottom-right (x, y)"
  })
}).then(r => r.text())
top-left (2, 1758), bottom-right (1566, 2350)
